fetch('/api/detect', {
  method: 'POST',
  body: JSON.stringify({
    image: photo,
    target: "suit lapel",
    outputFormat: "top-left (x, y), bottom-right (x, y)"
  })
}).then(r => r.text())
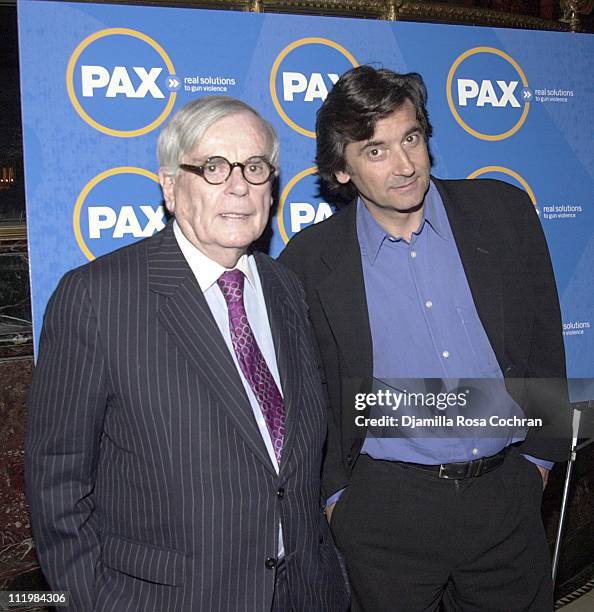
top-left (434, 178), bottom-right (505, 364)
top-left (255, 253), bottom-right (302, 471)
top-left (317, 204), bottom-right (373, 379)
top-left (149, 223), bottom-right (276, 475)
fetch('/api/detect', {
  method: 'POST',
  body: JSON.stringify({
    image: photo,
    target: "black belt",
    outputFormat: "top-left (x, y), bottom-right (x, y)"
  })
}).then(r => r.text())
top-left (399, 449), bottom-right (507, 479)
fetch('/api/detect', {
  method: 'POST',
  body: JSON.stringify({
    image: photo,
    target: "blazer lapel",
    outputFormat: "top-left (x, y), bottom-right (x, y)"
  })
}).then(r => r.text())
top-left (255, 253), bottom-right (302, 471)
top-left (149, 223), bottom-right (277, 475)
top-left (434, 178), bottom-right (505, 364)
top-left (317, 204), bottom-right (373, 380)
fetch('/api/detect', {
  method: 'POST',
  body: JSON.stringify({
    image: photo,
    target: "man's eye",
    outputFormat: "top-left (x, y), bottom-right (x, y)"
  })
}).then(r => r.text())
top-left (405, 133), bottom-right (420, 145)
top-left (366, 148), bottom-right (386, 160)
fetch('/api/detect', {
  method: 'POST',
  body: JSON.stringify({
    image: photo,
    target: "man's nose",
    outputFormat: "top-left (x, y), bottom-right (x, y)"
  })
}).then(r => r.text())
top-left (225, 165), bottom-right (249, 196)
top-left (391, 148), bottom-right (415, 177)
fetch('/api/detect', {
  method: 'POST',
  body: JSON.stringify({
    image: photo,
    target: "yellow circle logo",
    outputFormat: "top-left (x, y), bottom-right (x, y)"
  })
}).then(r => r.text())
top-left (276, 166), bottom-right (334, 244)
top-left (277, 166), bottom-right (321, 244)
top-left (73, 166), bottom-right (161, 260)
top-left (270, 38), bottom-right (358, 139)
top-left (467, 166), bottom-right (536, 205)
top-left (66, 28), bottom-right (176, 138)
top-left (446, 47), bottom-right (530, 141)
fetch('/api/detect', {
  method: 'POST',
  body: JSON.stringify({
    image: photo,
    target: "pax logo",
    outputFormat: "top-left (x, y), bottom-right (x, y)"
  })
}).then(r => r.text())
top-left (80, 66), bottom-right (165, 99)
top-left (88, 205), bottom-right (165, 238)
top-left (277, 168), bottom-right (334, 244)
top-left (457, 79), bottom-right (520, 108)
top-left (67, 28), bottom-right (177, 137)
top-left (73, 167), bottom-right (166, 261)
top-left (270, 38), bottom-right (358, 138)
top-left (281, 72), bottom-right (340, 103)
top-left (447, 47), bottom-right (530, 141)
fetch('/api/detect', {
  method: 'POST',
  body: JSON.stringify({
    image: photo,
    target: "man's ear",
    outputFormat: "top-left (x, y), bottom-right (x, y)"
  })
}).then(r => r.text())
top-left (159, 169), bottom-right (176, 214)
top-left (334, 169), bottom-right (351, 185)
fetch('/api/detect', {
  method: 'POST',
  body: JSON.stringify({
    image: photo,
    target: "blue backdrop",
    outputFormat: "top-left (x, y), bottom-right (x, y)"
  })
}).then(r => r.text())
top-left (18, 0), bottom-right (594, 399)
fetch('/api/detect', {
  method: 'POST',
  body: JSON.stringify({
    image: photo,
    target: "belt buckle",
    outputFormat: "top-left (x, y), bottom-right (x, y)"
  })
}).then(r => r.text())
top-left (438, 458), bottom-right (485, 479)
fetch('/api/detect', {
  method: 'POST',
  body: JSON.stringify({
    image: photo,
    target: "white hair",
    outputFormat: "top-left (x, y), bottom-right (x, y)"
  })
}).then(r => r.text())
top-left (157, 96), bottom-right (279, 176)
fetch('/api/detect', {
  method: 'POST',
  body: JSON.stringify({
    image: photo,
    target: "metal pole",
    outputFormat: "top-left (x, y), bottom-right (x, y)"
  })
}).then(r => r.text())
top-left (551, 409), bottom-right (581, 583)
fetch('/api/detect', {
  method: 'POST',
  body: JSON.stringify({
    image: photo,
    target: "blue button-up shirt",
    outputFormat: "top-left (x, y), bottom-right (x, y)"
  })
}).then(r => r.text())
top-left (356, 181), bottom-right (551, 466)
top-left (326, 183), bottom-right (550, 506)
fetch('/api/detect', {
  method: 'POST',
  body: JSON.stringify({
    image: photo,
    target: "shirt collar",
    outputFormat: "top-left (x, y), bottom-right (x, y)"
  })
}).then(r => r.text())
top-left (356, 179), bottom-right (449, 265)
top-left (173, 220), bottom-right (255, 292)
top-left (356, 198), bottom-right (387, 264)
top-left (423, 180), bottom-right (449, 241)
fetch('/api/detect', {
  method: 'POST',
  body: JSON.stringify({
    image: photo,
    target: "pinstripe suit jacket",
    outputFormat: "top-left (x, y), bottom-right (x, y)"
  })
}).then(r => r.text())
top-left (26, 222), bottom-right (348, 612)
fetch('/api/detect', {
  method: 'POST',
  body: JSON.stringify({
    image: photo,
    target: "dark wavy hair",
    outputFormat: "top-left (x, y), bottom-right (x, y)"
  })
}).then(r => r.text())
top-left (316, 65), bottom-right (433, 201)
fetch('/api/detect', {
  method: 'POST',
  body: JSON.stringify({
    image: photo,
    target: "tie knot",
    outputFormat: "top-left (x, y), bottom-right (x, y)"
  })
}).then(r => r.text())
top-left (217, 269), bottom-right (245, 304)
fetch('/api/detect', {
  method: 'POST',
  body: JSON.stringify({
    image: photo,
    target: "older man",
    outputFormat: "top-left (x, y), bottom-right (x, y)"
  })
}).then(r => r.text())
top-left (26, 96), bottom-right (348, 612)
top-left (280, 66), bottom-right (570, 611)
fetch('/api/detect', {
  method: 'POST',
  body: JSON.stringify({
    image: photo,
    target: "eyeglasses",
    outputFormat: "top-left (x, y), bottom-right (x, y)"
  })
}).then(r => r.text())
top-left (179, 155), bottom-right (275, 185)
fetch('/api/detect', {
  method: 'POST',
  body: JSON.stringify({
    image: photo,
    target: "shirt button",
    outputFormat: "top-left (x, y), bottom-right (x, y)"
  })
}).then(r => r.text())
top-left (265, 557), bottom-right (277, 569)
top-left (425, 300), bottom-right (433, 309)
top-left (276, 487), bottom-right (285, 499)
top-left (472, 448), bottom-right (479, 456)
top-left (442, 350), bottom-right (450, 359)
top-left (410, 250), bottom-right (417, 258)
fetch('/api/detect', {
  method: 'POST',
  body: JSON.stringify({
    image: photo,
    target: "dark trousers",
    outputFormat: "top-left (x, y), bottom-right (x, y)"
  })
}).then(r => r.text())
top-left (330, 449), bottom-right (552, 612)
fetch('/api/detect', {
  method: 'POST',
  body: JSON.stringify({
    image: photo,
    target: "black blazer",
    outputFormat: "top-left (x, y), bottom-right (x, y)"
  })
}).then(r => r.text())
top-left (280, 178), bottom-right (570, 498)
top-left (26, 221), bottom-right (348, 612)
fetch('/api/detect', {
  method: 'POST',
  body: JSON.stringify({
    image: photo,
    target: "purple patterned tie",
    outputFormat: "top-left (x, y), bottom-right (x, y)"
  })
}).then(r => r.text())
top-left (217, 269), bottom-right (285, 464)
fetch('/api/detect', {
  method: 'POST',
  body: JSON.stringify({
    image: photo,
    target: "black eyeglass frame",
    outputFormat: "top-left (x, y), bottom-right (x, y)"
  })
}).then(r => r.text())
top-left (179, 155), bottom-right (276, 185)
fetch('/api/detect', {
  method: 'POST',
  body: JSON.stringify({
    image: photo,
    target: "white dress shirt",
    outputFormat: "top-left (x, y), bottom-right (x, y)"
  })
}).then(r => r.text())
top-left (173, 221), bottom-right (284, 556)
